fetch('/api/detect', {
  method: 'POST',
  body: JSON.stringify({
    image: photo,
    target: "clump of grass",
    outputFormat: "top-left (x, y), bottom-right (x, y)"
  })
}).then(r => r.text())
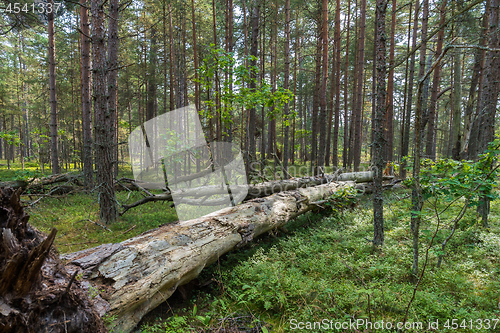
top-left (26, 190), bottom-right (178, 253)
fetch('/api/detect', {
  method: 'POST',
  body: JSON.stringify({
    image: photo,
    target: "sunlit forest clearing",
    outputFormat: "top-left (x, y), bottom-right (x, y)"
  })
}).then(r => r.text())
top-left (1, 0), bottom-right (500, 332)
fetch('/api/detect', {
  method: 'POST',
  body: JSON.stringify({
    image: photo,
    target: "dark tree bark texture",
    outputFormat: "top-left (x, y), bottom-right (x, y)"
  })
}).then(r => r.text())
top-left (425, 0), bottom-right (447, 160)
top-left (246, 0), bottom-right (261, 174)
top-left (468, 0), bottom-right (500, 227)
top-left (401, 1), bottom-right (420, 178)
top-left (373, 0), bottom-right (387, 246)
top-left (80, 0), bottom-right (93, 188)
top-left (282, 0), bottom-right (290, 177)
top-left (91, 0), bottom-right (118, 224)
top-left (108, 0), bottom-right (119, 177)
top-left (317, 0), bottom-right (329, 171)
top-left (353, 0), bottom-right (366, 172)
top-left (48, 0), bottom-right (59, 175)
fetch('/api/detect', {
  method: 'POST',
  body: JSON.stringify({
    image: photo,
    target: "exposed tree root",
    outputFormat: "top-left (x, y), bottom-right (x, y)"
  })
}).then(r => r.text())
top-left (0, 188), bottom-right (107, 333)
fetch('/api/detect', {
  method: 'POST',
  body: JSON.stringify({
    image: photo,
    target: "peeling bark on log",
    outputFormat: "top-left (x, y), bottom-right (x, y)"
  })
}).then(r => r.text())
top-left (63, 181), bottom-right (355, 333)
top-left (0, 188), bottom-right (107, 333)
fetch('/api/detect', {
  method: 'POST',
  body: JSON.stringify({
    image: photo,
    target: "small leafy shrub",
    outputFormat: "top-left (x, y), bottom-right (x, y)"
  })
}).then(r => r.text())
top-left (14, 168), bottom-right (44, 181)
top-left (140, 315), bottom-right (188, 333)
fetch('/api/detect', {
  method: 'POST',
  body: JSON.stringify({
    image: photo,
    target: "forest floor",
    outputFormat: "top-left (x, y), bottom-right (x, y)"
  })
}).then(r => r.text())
top-left (1, 161), bottom-right (499, 332)
top-left (134, 192), bottom-right (500, 333)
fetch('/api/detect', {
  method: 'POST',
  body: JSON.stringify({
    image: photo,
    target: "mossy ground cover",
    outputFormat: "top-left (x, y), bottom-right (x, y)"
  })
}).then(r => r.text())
top-left (138, 191), bottom-right (500, 333)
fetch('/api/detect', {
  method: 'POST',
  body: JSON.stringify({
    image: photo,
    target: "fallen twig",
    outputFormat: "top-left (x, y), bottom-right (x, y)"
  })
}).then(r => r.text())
top-left (77, 219), bottom-right (112, 232)
top-left (119, 225), bottom-right (136, 236)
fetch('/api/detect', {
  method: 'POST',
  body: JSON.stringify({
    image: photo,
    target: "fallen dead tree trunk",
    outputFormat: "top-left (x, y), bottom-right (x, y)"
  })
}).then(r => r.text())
top-left (119, 174), bottom-right (337, 215)
top-left (63, 180), bottom-right (356, 333)
top-left (30, 172), bottom-right (84, 187)
top-left (119, 172), bottom-right (379, 215)
top-left (337, 171), bottom-right (394, 183)
top-left (0, 188), bottom-right (106, 333)
top-left (0, 180), bottom-right (28, 190)
top-left (0, 173), bottom-right (87, 198)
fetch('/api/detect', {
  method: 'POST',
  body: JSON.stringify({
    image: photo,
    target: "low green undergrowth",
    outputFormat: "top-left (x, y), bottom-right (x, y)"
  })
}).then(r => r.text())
top-left (142, 191), bottom-right (499, 333)
top-left (2, 160), bottom-right (498, 332)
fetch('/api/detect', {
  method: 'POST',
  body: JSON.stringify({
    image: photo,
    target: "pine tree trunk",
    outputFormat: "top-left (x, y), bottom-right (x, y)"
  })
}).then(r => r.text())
top-left (353, 0), bottom-right (366, 172)
top-left (247, 0), bottom-right (261, 172)
top-left (384, 0), bottom-right (396, 163)
top-left (469, 0), bottom-right (500, 227)
top-left (464, 1), bottom-right (489, 159)
top-left (461, 47), bottom-right (482, 157)
top-left (146, 28), bottom-right (157, 122)
top-left (425, 0), bottom-right (447, 160)
top-left (227, 0), bottom-right (233, 145)
top-left (317, 0), bottom-right (329, 171)
top-left (108, 0), bottom-right (119, 177)
top-left (91, 0), bottom-right (118, 224)
top-left (259, 0), bottom-right (266, 168)
top-left (267, 3), bottom-right (277, 167)
top-left (272, 4), bottom-right (278, 170)
top-left (450, 48), bottom-right (462, 160)
top-left (163, 2), bottom-right (168, 115)
top-left (311, 12), bottom-right (322, 173)
top-left (401, 1), bottom-right (420, 179)
top-left (48, 0), bottom-right (59, 175)
top-left (342, 0), bottom-right (351, 168)
top-left (332, 0), bottom-right (341, 168)
top-left (169, 3), bottom-right (176, 112)
top-left (416, 0), bottom-right (428, 157)
top-left (191, 0), bottom-right (200, 172)
top-left (282, 0), bottom-right (291, 177)
top-left (399, 2), bottom-right (410, 166)
top-left (347, 0), bottom-right (358, 169)
top-left (241, 0), bottom-right (248, 154)
top-left (370, 10), bottom-right (377, 163)
top-left (373, 0), bottom-right (387, 246)
top-left (291, 15), bottom-right (298, 166)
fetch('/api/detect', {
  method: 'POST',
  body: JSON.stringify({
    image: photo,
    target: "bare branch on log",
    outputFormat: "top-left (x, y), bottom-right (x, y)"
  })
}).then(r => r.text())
top-left (119, 172), bottom-right (387, 215)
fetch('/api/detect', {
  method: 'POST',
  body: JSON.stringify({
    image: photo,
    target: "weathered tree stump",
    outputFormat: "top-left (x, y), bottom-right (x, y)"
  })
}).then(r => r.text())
top-left (0, 188), bottom-right (107, 333)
